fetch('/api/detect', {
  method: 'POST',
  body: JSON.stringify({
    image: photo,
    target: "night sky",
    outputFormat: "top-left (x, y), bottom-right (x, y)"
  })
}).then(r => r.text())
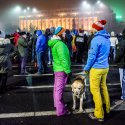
top-left (0, 0), bottom-right (125, 20)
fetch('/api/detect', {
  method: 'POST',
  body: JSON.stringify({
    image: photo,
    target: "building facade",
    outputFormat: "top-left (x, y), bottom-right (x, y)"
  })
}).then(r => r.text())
top-left (19, 7), bottom-right (116, 32)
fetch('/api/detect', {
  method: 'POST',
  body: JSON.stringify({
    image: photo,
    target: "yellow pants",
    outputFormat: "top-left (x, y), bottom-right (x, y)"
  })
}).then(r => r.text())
top-left (90, 68), bottom-right (110, 119)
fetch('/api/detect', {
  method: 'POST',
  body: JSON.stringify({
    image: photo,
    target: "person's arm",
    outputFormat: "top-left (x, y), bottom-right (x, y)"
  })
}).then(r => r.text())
top-left (40, 36), bottom-right (46, 50)
top-left (115, 38), bottom-right (119, 45)
top-left (36, 37), bottom-right (41, 52)
top-left (56, 43), bottom-right (71, 74)
top-left (115, 41), bottom-right (125, 63)
top-left (9, 43), bottom-right (18, 57)
top-left (84, 37), bottom-right (99, 71)
top-left (18, 38), bottom-right (28, 47)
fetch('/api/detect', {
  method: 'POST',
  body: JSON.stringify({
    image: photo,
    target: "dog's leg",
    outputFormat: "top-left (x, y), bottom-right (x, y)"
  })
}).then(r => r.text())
top-left (72, 94), bottom-right (76, 110)
top-left (78, 94), bottom-right (84, 113)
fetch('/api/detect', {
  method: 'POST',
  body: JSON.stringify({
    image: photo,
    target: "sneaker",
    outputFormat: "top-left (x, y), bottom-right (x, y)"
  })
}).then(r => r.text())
top-left (88, 113), bottom-right (104, 122)
top-left (20, 72), bottom-right (28, 75)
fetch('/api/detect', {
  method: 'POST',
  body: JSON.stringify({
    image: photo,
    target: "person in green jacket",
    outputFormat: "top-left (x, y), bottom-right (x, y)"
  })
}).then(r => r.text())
top-left (18, 32), bottom-right (28, 74)
top-left (48, 26), bottom-right (71, 116)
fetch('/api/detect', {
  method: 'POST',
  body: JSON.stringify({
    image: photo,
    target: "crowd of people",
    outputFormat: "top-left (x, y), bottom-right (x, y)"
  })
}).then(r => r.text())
top-left (0, 19), bottom-right (125, 122)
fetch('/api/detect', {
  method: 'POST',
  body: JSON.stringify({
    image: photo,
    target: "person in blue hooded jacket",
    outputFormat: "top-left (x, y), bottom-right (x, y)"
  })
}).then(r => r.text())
top-left (84, 20), bottom-right (111, 122)
top-left (36, 30), bottom-right (47, 74)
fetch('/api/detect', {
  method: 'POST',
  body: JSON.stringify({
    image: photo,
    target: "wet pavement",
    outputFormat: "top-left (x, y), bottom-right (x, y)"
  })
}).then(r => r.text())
top-left (0, 64), bottom-right (124, 125)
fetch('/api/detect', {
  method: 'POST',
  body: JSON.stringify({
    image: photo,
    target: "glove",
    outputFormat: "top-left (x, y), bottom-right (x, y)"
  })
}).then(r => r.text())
top-left (84, 70), bottom-right (89, 74)
top-left (67, 72), bottom-right (72, 84)
top-left (67, 72), bottom-right (72, 77)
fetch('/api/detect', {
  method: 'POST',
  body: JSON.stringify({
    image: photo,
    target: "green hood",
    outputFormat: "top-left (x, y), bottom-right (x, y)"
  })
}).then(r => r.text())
top-left (48, 39), bottom-right (59, 48)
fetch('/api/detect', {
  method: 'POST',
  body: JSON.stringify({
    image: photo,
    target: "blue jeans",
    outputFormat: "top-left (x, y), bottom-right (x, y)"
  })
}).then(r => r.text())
top-left (119, 68), bottom-right (125, 99)
top-left (32, 48), bottom-right (35, 61)
top-left (36, 52), bottom-right (45, 73)
top-left (21, 56), bottom-right (27, 73)
top-left (110, 46), bottom-right (116, 61)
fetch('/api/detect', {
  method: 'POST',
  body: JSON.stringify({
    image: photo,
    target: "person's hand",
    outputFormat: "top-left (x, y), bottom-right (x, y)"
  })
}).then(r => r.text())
top-left (67, 72), bottom-right (72, 84)
top-left (14, 55), bottom-right (18, 60)
top-left (84, 70), bottom-right (89, 74)
top-left (67, 72), bottom-right (72, 77)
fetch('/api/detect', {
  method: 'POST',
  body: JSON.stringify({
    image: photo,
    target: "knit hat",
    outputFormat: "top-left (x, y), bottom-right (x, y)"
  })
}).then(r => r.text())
top-left (50, 27), bottom-right (55, 35)
top-left (54, 26), bottom-right (65, 36)
top-left (92, 20), bottom-right (107, 31)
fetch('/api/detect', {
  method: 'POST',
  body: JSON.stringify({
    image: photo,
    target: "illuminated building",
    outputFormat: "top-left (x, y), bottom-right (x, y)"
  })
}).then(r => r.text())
top-left (19, 7), bottom-right (116, 32)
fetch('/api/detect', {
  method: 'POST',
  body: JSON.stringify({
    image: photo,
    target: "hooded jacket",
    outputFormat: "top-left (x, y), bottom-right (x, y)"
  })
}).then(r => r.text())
top-left (115, 30), bottom-right (125, 68)
top-left (84, 29), bottom-right (111, 71)
top-left (0, 38), bottom-right (16, 73)
top-left (48, 35), bottom-right (71, 74)
top-left (36, 30), bottom-right (47, 53)
top-left (18, 36), bottom-right (28, 57)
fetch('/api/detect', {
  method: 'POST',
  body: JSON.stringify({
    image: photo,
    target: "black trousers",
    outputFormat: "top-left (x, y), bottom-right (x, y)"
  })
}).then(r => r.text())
top-left (0, 73), bottom-right (8, 93)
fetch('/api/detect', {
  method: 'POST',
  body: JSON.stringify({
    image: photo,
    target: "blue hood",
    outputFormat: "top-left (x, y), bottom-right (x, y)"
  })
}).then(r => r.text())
top-left (95, 29), bottom-right (110, 39)
top-left (36, 30), bottom-right (42, 36)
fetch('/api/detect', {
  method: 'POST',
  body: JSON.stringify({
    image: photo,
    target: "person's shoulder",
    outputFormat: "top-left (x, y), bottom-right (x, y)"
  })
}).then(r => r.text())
top-left (92, 35), bottom-right (100, 41)
top-left (18, 37), bottom-right (23, 41)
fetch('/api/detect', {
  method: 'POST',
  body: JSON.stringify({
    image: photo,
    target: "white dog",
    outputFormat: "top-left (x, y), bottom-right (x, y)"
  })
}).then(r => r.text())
top-left (71, 75), bottom-right (86, 113)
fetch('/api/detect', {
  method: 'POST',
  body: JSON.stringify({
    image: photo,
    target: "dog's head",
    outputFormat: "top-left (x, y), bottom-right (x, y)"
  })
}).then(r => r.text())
top-left (71, 75), bottom-right (85, 98)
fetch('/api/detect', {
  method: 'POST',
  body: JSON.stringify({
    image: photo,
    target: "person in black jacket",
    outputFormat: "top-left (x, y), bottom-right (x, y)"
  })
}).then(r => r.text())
top-left (0, 34), bottom-right (16, 93)
top-left (115, 28), bottom-right (125, 100)
top-left (75, 29), bottom-right (85, 63)
top-left (31, 30), bottom-right (37, 63)
top-left (65, 29), bottom-right (73, 59)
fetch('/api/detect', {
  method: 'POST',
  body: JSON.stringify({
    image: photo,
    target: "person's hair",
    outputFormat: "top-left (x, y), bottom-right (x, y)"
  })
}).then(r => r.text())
top-left (5, 34), bottom-right (10, 39)
top-left (0, 31), bottom-right (1, 34)
top-left (34, 30), bottom-right (37, 34)
top-left (65, 29), bottom-right (70, 34)
top-left (45, 28), bottom-right (50, 36)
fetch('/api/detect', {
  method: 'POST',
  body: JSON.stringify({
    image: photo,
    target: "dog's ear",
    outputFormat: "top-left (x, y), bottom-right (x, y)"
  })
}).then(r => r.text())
top-left (71, 84), bottom-right (73, 88)
top-left (71, 84), bottom-right (74, 89)
top-left (71, 84), bottom-right (74, 92)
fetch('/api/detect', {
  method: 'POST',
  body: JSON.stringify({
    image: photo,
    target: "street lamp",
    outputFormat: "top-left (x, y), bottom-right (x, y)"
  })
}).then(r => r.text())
top-left (23, 9), bottom-right (27, 13)
top-left (86, 4), bottom-right (91, 9)
top-left (99, 3), bottom-right (105, 8)
top-left (14, 6), bottom-right (21, 13)
top-left (116, 15), bottom-right (122, 19)
top-left (82, 1), bottom-right (87, 6)
top-left (97, 0), bottom-right (101, 4)
top-left (27, 7), bottom-right (30, 11)
top-left (32, 8), bottom-right (38, 13)
top-left (82, 1), bottom-right (91, 9)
